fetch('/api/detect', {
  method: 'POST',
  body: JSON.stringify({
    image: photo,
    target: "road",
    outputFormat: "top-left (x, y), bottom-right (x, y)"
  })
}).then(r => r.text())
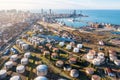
top-left (0, 21), bottom-right (36, 57)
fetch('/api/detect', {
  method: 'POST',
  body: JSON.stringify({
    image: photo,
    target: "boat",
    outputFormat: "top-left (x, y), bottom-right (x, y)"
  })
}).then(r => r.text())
top-left (68, 19), bottom-right (74, 22)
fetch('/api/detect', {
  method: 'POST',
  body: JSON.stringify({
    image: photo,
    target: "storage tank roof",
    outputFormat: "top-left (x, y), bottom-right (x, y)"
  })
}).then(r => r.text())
top-left (34, 76), bottom-right (48, 80)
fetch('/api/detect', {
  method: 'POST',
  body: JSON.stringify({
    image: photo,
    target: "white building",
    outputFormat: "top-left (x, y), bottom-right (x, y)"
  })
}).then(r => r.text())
top-left (42, 17), bottom-right (48, 22)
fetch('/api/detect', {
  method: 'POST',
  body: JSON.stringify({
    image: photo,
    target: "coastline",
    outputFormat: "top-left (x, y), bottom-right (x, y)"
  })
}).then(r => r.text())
top-left (37, 21), bottom-right (120, 51)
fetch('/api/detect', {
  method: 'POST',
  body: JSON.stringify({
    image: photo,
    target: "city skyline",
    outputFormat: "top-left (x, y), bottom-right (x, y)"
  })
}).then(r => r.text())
top-left (0, 0), bottom-right (120, 10)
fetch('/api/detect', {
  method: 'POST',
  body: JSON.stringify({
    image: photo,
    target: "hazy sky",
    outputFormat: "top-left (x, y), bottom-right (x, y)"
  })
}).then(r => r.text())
top-left (0, 0), bottom-right (120, 10)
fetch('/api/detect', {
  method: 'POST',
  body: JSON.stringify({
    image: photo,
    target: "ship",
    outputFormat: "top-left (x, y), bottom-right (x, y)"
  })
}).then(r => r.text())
top-left (67, 19), bottom-right (74, 22)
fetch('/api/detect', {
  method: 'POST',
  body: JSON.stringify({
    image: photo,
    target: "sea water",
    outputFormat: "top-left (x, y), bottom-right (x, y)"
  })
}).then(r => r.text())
top-left (31, 9), bottom-right (120, 28)
top-left (56, 10), bottom-right (120, 28)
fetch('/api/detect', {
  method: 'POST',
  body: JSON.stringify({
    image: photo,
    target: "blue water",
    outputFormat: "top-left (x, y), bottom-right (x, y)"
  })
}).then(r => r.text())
top-left (37, 34), bottom-right (74, 42)
top-left (31, 9), bottom-right (120, 28)
top-left (56, 10), bottom-right (120, 28)
top-left (111, 31), bottom-right (120, 35)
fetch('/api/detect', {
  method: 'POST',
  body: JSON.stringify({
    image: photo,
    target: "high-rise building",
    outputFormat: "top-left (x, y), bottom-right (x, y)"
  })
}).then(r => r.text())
top-left (49, 9), bottom-right (52, 14)
top-left (73, 10), bottom-right (76, 16)
top-left (41, 9), bottom-right (43, 14)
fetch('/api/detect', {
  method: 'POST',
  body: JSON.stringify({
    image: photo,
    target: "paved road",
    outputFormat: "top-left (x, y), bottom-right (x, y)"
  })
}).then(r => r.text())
top-left (0, 21), bottom-right (36, 57)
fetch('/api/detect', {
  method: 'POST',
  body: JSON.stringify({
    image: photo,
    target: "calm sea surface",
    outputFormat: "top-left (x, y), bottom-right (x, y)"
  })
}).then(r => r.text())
top-left (32, 10), bottom-right (120, 28)
top-left (56, 10), bottom-right (120, 28)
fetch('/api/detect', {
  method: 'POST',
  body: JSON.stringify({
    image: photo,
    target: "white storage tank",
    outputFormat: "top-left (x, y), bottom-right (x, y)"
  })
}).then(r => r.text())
top-left (21, 58), bottom-right (29, 65)
top-left (30, 38), bottom-right (33, 43)
top-left (59, 42), bottom-right (65, 47)
top-left (16, 39), bottom-right (22, 45)
top-left (51, 53), bottom-right (58, 59)
top-left (66, 45), bottom-right (72, 50)
top-left (58, 78), bottom-right (67, 80)
top-left (0, 69), bottom-right (7, 79)
top-left (43, 51), bottom-right (50, 56)
top-left (32, 40), bottom-right (36, 45)
top-left (91, 75), bottom-right (101, 80)
top-left (36, 64), bottom-right (48, 76)
top-left (35, 41), bottom-right (40, 46)
top-left (87, 53), bottom-right (95, 60)
top-left (19, 42), bottom-right (25, 48)
top-left (10, 54), bottom-right (18, 61)
top-left (40, 39), bottom-right (45, 44)
top-left (56, 60), bottom-right (64, 68)
top-left (70, 42), bottom-right (75, 46)
top-left (16, 65), bottom-right (25, 73)
top-left (98, 52), bottom-right (104, 59)
top-left (73, 47), bottom-right (79, 53)
top-left (70, 69), bottom-right (79, 78)
top-left (98, 41), bottom-right (104, 46)
top-left (88, 50), bottom-right (96, 55)
top-left (63, 64), bottom-right (71, 71)
top-left (109, 56), bottom-right (117, 61)
top-left (85, 68), bottom-right (94, 75)
top-left (53, 48), bottom-right (59, 53)
top-left (77, 44), bottom-right (83, 49)
top-left (27, 37), bottom-right (31, 42)
top-left (4, 61), bottom-right (13, 69)
top-left (69, 57), bottom-right (77, 64)
top-left (10, 75), bottom-right (21, 80)
top-left (39, 29), bottom-right (44, 32)
top-left (92, 58), bottom-right (101, 66)
top-left (24, 52), bottom-right (31, 58)
top-left (22, 44), bottom-right (29, 50)
top-left (114, 59), bottom-right (120, 66)
top-left (34, 76), bottom-right (48, 80)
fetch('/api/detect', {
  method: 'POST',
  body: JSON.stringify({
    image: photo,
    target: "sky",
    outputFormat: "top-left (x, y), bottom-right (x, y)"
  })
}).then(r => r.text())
top-left (0, 0), bottom-right (120, 10)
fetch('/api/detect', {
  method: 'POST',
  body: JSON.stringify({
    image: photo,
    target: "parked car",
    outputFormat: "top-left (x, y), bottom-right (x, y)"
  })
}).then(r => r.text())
top-left (10, 48), bottom-right (19, 54)
top-left (3, 49), bottom-right (10, 55)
